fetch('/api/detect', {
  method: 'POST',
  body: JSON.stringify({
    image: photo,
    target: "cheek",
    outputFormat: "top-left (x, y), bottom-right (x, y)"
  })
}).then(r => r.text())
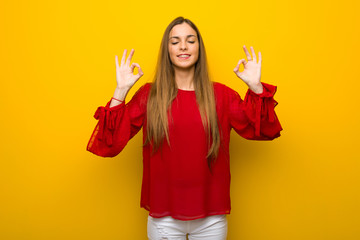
top-left (193, 47), bottom-right (199, 60)
top-left (168, 46), bottom-right (174, 57)
top-left (193, 45), bottom-right (199, 57)
top-left (171, 49), bottom-right (179, 61)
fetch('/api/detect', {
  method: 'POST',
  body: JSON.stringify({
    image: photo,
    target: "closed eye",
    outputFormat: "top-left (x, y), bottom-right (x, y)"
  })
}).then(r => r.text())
top-left (171, 41), bottom-right (195, 45)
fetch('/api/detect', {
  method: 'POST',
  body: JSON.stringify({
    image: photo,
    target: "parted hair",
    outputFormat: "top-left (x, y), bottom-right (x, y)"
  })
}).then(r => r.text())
top-left (144, 16), bottom-right (221, 171)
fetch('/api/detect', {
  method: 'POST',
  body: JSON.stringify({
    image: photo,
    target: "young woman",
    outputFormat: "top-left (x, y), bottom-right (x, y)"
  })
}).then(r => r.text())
top-left (87, 16), bottom-right (283, 240)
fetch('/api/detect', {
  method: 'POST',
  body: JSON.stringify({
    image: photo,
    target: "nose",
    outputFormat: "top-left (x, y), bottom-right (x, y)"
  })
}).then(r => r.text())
top-left (180, 41), bottom-right (187, 50)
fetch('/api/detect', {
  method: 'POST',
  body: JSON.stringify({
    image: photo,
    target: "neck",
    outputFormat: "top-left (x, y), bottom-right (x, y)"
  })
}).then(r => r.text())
top-left (174, 65), bottom-right (195, 90)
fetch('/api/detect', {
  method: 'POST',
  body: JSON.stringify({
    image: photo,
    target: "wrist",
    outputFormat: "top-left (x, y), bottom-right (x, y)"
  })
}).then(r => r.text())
top-left (116, 85), bottom-right (131, 91)
top-left (113, 86), bottom-right (129, 102)
top-left (249, 82), bottom-right (263, 94)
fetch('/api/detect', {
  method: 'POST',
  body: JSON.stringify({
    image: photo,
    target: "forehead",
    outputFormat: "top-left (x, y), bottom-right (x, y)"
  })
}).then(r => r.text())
top-left (169, 23), bottom-right (197, 38)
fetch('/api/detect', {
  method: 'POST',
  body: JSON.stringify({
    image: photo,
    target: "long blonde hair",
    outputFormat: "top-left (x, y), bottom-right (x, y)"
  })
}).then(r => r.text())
top-left (144, 17), bottom-right (222, 171)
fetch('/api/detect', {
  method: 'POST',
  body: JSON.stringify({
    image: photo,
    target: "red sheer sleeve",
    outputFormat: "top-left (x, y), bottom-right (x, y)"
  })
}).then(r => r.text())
top-left (86, 83), bottom-right (151, 157)
top-left (228, 82), bottom-right (283, 140)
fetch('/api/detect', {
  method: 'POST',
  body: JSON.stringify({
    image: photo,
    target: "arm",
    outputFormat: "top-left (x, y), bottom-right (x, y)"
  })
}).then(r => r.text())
top-left (87, 48), bottom-right (147, 157)
top-left (230, 45), bottom-right (282, 139)
top-left (86, 83), bottom-right (150, 157)
top-left (228, 82), bottom-right (283, 140)
top-left (109, 86), bottom-right (130, 108)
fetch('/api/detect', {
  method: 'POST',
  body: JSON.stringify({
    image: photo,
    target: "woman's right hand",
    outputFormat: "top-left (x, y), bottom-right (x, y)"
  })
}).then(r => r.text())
top-left (115, 49), bottom-right (144, 90)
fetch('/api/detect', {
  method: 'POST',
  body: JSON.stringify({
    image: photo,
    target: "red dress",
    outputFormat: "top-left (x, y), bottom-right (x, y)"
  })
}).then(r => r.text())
top-left (86, 81), bottom-right (283, 220)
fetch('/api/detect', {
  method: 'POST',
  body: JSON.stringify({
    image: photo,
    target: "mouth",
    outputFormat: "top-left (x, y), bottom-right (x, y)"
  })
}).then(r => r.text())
top-left (177, 54), bottom-right (191, 59)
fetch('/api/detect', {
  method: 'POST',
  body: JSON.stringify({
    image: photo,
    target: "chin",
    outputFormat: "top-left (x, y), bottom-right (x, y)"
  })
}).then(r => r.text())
top-left (174, 61), bottom-right (196, 68)
top-left (174, 64), bottom-right (195, 70)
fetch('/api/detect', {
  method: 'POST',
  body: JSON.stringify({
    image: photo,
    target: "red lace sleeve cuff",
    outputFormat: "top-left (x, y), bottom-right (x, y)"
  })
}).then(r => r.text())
top-left (244, 82), bottom-right (278, 137)
top-left (93, 98), bottom-right (126, 146)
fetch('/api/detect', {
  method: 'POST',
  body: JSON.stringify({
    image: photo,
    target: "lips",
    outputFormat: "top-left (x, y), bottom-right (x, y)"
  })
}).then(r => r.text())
top-left (177, 54), bottom-right (191, 60)
top-left (177, 54), bottom-right (191, 57)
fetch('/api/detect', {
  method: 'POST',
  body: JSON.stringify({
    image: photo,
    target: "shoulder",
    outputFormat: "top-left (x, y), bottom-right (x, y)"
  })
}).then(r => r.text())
top-left (140, 82), bottom-right (152, 91)
top-left (211, 82), bottom-right (237, 109)
top-left (212, 81), bottom-right (236, 96)
top-left (143, 82), bottom-right (153, 89)
top-left (129, 82), bottom-right (153, 107)
top-left (133, 82), bottom-right (152, 96)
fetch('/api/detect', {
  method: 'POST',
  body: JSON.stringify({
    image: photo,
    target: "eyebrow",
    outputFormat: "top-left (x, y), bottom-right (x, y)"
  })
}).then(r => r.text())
top-left (169, 34), bottom-right (197, 40)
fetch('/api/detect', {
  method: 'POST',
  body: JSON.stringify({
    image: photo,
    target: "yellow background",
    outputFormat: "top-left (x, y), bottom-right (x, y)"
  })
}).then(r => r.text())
top-left (1, 0), bottom-right (359, 239)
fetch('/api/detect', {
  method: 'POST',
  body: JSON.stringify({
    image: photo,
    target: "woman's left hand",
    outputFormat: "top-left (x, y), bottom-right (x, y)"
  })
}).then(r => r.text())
top-left (233, 45), bottom-right (263, 92)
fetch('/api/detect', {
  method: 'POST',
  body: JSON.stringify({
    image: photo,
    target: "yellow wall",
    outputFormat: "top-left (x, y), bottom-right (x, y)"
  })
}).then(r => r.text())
top-left (1, 0), bottom-right (359, 239)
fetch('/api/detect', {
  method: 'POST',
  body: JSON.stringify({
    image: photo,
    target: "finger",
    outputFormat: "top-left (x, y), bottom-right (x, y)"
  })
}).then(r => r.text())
top-left (115, 55), bottom-right (119, 67)
top-left (233, 59), bottom-right (241, 72)
top-left (137, 66), bottom-right (144, 77)
top-left (121, 49), bottom-right (127, 66)
top-left (243, 45), bottom-right (252, 61)
top-left (234, 59), bottom-right (246, 72)
top-left (131, 63), bottom-right (144, 77)
top-left (258, 51), bottom-right (262, 66)
top-left (130, 62), bottom-right (138, 72)
top-left (126, 49), bottom-right (135, 66)
top-left (250, 46), bottom-right (257, 62)
top-left (240, 59), bottom-right (247, 68)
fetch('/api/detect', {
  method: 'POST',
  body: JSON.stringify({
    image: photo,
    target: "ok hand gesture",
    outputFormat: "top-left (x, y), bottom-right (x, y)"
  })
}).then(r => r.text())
top-left (233, 45), bottom-right (263, 92)
top-left (115, 49), bottom-right (144, 90)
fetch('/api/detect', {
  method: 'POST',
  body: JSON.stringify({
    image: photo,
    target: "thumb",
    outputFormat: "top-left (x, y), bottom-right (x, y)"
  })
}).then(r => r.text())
top-left (234, 59), bottom-right (246, 72)
top-left (131, 63), bottom-right (144, 78)
top-left (137, 66), bottom-right (144, 78)
top-left (130, 62), bottom-right (139, 72)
